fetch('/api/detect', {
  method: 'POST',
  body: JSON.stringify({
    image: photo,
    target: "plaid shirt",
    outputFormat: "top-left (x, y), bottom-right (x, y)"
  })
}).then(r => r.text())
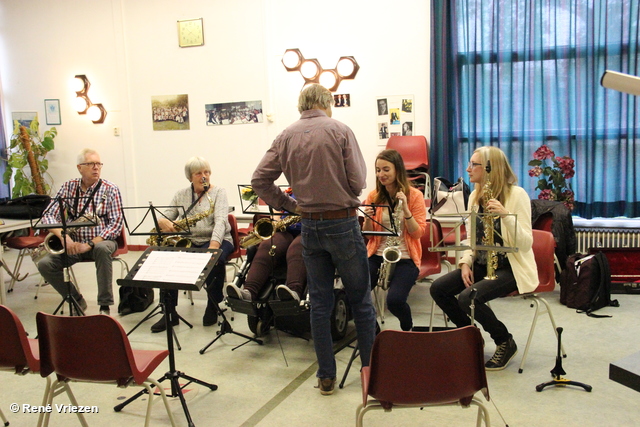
top-left (41, 178), bottom-right (124, 242)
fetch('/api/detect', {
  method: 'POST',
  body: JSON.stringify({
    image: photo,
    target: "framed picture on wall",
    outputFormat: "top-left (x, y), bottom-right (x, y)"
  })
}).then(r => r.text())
top-left (44, 99), bottom-right (61, 125)
top-left (11, 111), bottom-right (38, 129)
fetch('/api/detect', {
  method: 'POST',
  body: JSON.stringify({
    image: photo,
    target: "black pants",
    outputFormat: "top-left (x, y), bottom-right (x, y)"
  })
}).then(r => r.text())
top-left (369, 256), bottom-right (419, 331)
top-left (430, 263), bottom-right (517, 345)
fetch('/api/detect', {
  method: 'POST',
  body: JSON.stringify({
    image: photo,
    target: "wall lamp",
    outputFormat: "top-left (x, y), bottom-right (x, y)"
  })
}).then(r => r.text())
top-left (282, 49), bottom-right (359, 92)
top-left (73, 74), bottom-right (107, 124)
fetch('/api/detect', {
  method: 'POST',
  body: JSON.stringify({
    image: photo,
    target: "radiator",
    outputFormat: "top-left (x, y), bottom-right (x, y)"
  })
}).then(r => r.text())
top-left (575, 228), bottom-right (640, 254)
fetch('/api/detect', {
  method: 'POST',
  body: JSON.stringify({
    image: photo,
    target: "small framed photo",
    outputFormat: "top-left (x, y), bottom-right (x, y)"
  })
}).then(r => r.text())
top-left (44, 99), bottom-right (61, 125)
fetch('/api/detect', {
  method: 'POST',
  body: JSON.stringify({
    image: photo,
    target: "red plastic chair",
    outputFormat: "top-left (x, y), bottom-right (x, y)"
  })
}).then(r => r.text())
top-left (357, 326), bottom-right (491, 426)
top-left (4, 228), bottom-right (46, 292)
top-left (386, 135), bottom-right (431, 196)
top-left (0, 305), bottom-right (52, 427)
top-left (507, 229), bottom-right (565, 373)
top-left (36, 312), bottom-right (176, 427)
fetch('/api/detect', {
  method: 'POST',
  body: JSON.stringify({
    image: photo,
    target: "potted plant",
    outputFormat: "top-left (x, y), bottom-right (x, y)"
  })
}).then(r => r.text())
top-left (3, 117), bottom-right (56, 198)
top-left (528, 144), bottom-right (575, 211)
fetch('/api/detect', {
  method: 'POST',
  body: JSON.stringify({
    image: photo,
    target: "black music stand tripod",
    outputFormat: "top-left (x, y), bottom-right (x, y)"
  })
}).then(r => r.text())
top-left (33, 196), bottom-right (99, 317)
top-left (115, 246), bottom-right (221, 427)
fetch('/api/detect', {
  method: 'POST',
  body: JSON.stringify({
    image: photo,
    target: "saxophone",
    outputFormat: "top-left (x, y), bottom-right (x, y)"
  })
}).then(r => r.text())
top-left (377, 199), bottom-right (404, 290)
top-left (31, 195), bottom-right (106, 264)
top-left (240, 214), bottom-right (301, 248)
top-left (481, 161), bottom-right (498, 280)
top-left (147, 183), bottom-right (215, 247)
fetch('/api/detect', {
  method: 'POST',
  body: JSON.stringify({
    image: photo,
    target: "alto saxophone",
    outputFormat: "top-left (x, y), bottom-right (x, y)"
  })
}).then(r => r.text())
top-left (147, 184), bottom-right (215, 247)
top-left (240, 214), bottom-right (301, 248)
top-left (377, 199), bottom-right (404, 290)
top-left (481, 162), bottom-right (498, 280)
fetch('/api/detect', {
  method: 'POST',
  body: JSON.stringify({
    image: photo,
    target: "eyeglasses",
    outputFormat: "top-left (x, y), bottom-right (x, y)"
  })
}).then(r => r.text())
top-left (467, 161), bottom-right (483, 169)
top-left (79, 162), bottom-right (104, 168)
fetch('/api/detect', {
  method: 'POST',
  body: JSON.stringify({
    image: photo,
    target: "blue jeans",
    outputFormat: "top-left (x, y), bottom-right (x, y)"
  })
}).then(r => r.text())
top-left (301, 216), bottom-right (376, 379)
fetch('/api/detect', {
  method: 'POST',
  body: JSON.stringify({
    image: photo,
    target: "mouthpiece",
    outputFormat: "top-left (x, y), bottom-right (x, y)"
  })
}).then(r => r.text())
top-left (202, 177), bottom-right (210, 190)
top-left (485, 160), bottom-right (492, 173)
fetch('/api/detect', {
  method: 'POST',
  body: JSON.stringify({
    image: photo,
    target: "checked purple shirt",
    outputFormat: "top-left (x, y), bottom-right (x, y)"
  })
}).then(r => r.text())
top-left (41, 178), bottom-right (124, 243)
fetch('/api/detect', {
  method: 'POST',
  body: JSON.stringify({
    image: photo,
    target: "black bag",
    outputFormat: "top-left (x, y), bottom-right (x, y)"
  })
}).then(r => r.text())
top-left (559, 252), bottom-right (619, 317)
top-left (118, 286), bottom-right (154, 316)
top-left (0, 194), bottom-right (51, 219)
top-left (430, 177), bottom-right (470, 215)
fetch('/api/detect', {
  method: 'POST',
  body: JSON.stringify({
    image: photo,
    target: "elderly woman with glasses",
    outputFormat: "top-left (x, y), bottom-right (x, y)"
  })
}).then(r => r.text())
top-left (149, 156), bottom-right (234, 333)
top-left (430, 146), bottom-right (538, 371)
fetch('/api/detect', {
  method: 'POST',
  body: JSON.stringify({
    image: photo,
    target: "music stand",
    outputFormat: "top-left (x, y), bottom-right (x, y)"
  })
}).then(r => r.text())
top-left (115, 245), bottom-right (221, 426)
top-left (122, 203), bottom-right (193, 339)
top-left (32, 196), bottom-right (99, 317)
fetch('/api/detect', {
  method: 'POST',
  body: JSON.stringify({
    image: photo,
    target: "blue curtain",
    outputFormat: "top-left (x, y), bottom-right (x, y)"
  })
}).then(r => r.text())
top-left (431, 0), bottom-right (640, 218)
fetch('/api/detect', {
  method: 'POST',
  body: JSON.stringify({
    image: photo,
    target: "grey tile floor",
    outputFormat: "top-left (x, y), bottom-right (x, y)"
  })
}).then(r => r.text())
top-left (2, 248), bottom-right (640, 426)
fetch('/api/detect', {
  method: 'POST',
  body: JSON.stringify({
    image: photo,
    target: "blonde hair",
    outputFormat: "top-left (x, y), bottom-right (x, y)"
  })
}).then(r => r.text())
top-left (297, 84), bottom-right (333, 113)
top-left (473, 146), bottom-right (517, 205)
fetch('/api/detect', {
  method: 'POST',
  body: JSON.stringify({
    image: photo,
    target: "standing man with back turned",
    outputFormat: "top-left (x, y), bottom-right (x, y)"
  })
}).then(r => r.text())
top-left (252, 84), bottom-right (376, 396)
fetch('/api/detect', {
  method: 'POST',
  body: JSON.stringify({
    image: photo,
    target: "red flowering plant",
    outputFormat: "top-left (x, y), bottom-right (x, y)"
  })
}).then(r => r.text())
top-left (528, 145), bottom-right (575, 211)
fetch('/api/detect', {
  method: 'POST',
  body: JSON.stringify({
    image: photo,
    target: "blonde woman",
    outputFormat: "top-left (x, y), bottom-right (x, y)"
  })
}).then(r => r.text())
top-left (430, 146), bottom-right (537, 370)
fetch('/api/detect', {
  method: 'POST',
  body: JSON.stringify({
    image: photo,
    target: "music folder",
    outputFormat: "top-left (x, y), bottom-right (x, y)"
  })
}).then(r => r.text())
top-left (117, 246), bottom-right (222, 291)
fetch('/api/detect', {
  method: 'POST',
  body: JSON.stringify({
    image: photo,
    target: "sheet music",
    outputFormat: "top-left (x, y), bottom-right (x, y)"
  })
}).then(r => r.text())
top-left (133, 251), bottom-right (213, 284)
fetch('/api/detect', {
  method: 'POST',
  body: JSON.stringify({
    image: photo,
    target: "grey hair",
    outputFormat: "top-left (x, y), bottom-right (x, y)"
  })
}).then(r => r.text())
top-left (297, 84), bottom-right (333, 113)
top-left (77, 148), bottom-right (98, 165)
top-left (184, 156), bottom-right (211, 180)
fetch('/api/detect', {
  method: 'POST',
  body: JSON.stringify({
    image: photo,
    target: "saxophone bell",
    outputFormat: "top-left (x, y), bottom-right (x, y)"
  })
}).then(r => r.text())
top-left (239, 215), bottom-right (302, 248)
top-left (377, 199), bottom-right (404, 290)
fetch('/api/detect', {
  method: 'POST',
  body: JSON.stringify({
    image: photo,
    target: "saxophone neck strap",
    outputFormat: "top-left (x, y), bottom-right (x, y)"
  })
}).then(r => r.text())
top-left (185, 184), bottom-right (207, 218)
top-left (73, 179), bottom-right (102, 220)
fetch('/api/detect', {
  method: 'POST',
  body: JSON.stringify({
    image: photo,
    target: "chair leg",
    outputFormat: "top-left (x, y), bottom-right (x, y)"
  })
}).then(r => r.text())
top-left (470, 396), bottom-right (491, 427)
top-left (113, 257), bottom-right (130, 279)
top-left (143, 378), bottom-right (177, 427)
top-left (0, 405), bottom-right (8, 426)
top-left (42, 379), bottom-right (88, 427)
top-left (428, 298), bottom-right (449, 331)
top-left (36, 376), bottom-right (52, 427)
top-left (518, 295), bottom-right (566, 374)
top-left (8, 248), bottom-right (27, 291)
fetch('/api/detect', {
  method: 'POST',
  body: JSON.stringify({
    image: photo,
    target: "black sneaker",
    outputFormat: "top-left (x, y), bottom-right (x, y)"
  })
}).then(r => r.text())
top-left (317, 377), bottom-right (336, 395)
top-left (485, 337), bottom-right (518, 371)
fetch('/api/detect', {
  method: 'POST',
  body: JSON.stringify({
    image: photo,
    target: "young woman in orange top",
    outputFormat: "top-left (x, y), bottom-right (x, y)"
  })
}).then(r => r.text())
top-left (362, 149), bottom-right (427, 330)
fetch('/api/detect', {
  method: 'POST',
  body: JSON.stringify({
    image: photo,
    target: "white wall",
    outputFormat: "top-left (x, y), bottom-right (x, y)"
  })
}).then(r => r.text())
top-left (0, 0), bottom-right (430, 244)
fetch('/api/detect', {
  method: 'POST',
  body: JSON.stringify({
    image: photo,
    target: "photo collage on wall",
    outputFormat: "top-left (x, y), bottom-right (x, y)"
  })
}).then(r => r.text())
top-left (205, 100), bottom-right (263, 125)
top-left (376, 95), bottom-right (414, 145)
top-left (151, 96), bottom-right (264, 131)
